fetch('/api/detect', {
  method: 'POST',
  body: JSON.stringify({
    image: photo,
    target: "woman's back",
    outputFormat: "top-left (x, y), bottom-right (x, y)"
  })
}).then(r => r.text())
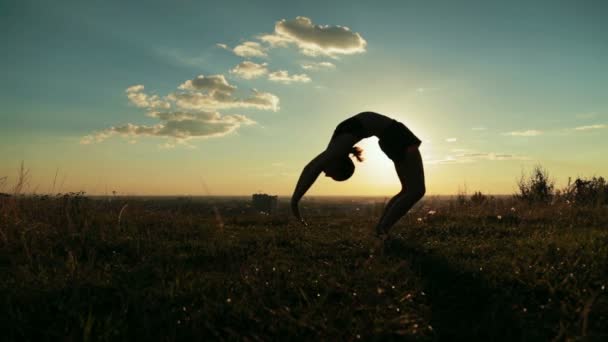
top-left (335, 111), bottom-right (421, 162)
top-left (354, 111), bottom-right (394, 138)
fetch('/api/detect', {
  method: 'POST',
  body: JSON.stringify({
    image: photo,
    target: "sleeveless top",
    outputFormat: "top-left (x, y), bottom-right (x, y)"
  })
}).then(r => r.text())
top-left (331, 116), bottom-right (372, 141)
top-left (331, 115), bottom-right (421, 161)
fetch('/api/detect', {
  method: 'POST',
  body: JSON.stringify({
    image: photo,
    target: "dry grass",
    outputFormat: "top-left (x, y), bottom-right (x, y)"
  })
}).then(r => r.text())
top-left (0, 191), bottom-right (607, 341)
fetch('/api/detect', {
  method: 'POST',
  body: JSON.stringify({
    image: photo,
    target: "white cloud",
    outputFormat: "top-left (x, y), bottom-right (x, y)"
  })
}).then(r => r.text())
top-left (427, 152), bottom-right (531, 165)
top-left (451, 148), bottom-right (473, 153)
top-left (157, 114), bottom-right (254, 139)
top-left (268, 70), bottom-right (311, 84)
top-left (575, 124), bottom-right (606, 131)
top-left (125, 84), bottom-right (170, 109)
top-left (300, 61), bottom-right (336, 70)
top-left (216, 43), bottom-right (228, 50)
top-left (82, 111), bottom-right (255, 145)
top-left (178, 74), bottom-right (236, 93)
top-left (240, 89), bottom-right (281, 111)
top-left (415, 87), bottom-right (439, 93)
top-left (169, 89), bottom-right (279, 112)
top-left (230, 61), bottom-right (269, 80)
top-left (148, 110), bottom-right (220, 122)
top-left (126, 85), bottom-right (144, 93)
top-left (445, 138), bottom-right (458, 143)
top-left (472, 127), bottom-right (487, 131)
top-left (575, 112), bottom-right (597, 120)
top-left (154, 48), bottom-right (205, 68)
top-left (233, 41), bottom-right (267, 57)
top-left (502, 130), bottom-right (543, 137)
top-left (83, 73), bottom-right (279, 146)
top-left (259, 16), bottom-right (367, 57)
top-left (258, 33), bottom-right (291, 47)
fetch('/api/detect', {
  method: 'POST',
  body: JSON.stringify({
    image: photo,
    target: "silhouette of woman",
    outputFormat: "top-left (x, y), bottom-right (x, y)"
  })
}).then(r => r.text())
top-left (291, 111), bottom-right (425, 238)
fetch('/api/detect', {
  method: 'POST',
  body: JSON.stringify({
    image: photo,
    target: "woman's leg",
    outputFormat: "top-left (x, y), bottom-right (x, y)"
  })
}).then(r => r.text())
top-left (375, 190), bottom-right (404, 235)
top-left (375, 149), bottom-right (425, 236)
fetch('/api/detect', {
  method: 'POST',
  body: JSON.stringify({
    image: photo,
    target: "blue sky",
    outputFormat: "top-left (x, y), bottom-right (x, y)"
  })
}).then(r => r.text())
top-left (1, 0), bottom-right (607, 195)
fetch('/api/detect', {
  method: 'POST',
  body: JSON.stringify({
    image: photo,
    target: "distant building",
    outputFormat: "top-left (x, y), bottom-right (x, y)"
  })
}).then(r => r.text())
top-left (252, 193), bottom-right (278, 214)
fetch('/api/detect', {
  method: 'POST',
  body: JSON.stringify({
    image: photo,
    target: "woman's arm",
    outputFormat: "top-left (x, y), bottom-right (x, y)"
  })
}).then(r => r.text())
top-left (291, 134), bottom-right (359, 224)
top-left (291, 151), bottom-right (327, 224)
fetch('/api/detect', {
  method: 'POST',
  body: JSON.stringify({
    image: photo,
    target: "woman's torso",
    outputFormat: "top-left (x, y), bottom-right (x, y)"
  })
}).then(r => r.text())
top-left (331, 111), bottom-right (396, 141)
top-left (330, 112), bottom-right (422, 161)
top-left (355, 111), bottom-right (394, 137)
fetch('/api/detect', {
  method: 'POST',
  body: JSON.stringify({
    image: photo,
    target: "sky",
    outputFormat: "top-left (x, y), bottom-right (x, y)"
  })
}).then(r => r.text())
top-left (1, 0), bottom-right (607, 196)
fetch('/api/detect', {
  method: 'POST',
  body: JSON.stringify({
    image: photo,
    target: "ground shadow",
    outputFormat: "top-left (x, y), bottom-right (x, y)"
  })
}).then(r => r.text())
top-left (383, 238), bottom-right (554, 341)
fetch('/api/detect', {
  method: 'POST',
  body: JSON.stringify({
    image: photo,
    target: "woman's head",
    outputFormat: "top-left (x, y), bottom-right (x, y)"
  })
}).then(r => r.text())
top-left (324, 146), bottom-right (364, 181)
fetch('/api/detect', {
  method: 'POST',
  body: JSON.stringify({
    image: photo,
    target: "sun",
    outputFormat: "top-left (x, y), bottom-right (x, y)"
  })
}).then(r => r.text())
top-left (355, 138), bottom-right (399, 187)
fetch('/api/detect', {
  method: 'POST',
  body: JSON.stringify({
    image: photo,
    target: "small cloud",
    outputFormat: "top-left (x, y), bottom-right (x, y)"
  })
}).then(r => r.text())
top-left (82, 112), bottom-right (256, 145)
top-left (216, 43), bottom-right (229, 50)
top-left (155, 48), bottom-right (205, 68)
top-left (233, 41), bottom-right (267, 57)
top-left (258, 33), bottom-right (291, 48)
top-left (575, 112), bottom-right (597, 120)
top-left (238, 89), bottom-right (280, 111)
top-left (230, 61), bottom-right (268, 80)
top-left (427, 152), bottom-right (531, 164)
top-left (472, 127), bottom-right (487, 131)
top-left (450, 148), bottom-right (472, 153)
top-left (445, 138), bottom-right (457, 143)
top-left (502, 130), bottom-right (543, 137)
top-left (159, 141), bottom-right (177, 149)
top-left (126, 84), bottom-right (144, 93)
top-left (178, 74), bottom-right (236, 93)
top-left (300, 61), bottom-right (336, 70)
top-left (415, 87), bottom-right (439, 93)
top-left (259, 16), bottom-right (367, 57)
top-left (79, 135), bottom-right (94, 145)
top-left (170, 88), bottom-right (279, 112)
top-left (125, 85), bottom-right (170, 109)
top-left (492, 154), bottom-right (515, 159)
top-left (268, 70), bottom-right (311, 84)
top-left (574, 124), bottom-right (606, 131)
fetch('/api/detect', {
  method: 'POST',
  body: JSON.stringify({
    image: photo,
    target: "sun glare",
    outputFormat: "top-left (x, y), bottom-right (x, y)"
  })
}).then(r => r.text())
top-left (356, 138), bottom-right (397, 186)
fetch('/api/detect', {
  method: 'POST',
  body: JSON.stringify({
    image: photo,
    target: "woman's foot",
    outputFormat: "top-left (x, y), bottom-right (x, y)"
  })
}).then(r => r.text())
top-left (375, 225), bottom-right (389, 240)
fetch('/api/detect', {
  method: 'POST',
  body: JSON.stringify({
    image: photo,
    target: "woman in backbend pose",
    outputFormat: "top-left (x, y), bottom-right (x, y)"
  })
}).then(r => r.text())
top-left (291, 111), bottom-right (425, 238)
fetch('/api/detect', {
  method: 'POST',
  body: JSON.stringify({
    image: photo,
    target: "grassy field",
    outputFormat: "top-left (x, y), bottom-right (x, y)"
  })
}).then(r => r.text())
top-left (1, 194), bottom-right (607, 341)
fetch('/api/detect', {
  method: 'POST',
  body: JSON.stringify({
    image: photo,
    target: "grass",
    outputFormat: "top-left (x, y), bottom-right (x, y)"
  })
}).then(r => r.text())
top-left (1, 193), bottom-right (607, 341)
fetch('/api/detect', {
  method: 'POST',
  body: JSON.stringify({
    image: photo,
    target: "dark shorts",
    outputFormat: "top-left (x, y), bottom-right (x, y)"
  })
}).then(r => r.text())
top-left (378, 120), bottom-right (421, 162)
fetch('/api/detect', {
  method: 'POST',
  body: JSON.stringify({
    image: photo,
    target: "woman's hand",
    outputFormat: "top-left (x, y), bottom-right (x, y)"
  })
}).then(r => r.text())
top-left (291, 151), bottom-right (332, 227)
top-left (291, 200), bottom-right (308, 226)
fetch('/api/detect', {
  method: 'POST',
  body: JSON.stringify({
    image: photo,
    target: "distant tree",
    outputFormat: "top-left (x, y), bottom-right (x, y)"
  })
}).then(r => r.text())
top-left (562, 176), bottom-right (607, 206)
top-left (456, 183), bottom-right (468, 205)
top-left (470, 191), bottom-right (487, 204)
top-left (516, 165), bottom-right (555, 203)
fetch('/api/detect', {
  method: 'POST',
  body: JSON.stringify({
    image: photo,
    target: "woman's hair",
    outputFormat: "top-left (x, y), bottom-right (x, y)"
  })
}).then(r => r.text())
top-left (350, 146), bottom-right (364, 162)
top-left (326, 146), bottom-right (364, 181)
